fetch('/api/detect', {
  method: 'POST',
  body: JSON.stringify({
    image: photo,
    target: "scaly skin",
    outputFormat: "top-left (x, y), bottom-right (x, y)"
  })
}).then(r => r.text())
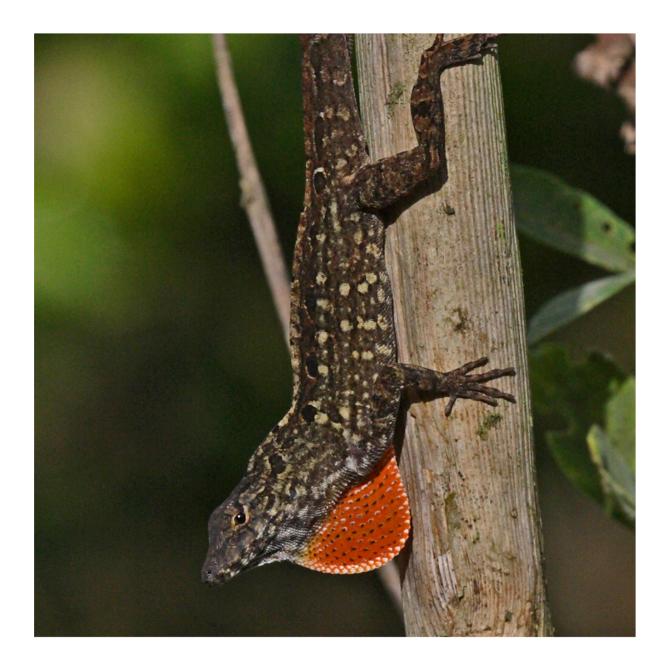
top-left (202, 34), bottom-right (514, 584)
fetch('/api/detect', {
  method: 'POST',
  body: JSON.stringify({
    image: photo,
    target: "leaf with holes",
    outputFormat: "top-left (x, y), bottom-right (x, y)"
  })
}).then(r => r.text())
top-left (511, 164), bottom-right (635, 273)
top-left (528, 271), bottom-right (635, 345)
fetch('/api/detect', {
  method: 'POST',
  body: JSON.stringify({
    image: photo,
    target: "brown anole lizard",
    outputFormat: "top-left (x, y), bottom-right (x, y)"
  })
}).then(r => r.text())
top-left (202, 33), bottom-right (514, 583)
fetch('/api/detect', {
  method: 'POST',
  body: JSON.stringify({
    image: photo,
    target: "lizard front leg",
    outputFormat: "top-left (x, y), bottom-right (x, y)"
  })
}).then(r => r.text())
top-left (351, 33), bottom-right (496, 212)
top-left (381, 358), bottom-right (516, 418)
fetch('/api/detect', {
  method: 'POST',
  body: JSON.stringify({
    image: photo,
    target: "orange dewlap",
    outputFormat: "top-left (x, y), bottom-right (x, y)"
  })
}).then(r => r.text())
top-left (297, 448), bottom-right (411, 574)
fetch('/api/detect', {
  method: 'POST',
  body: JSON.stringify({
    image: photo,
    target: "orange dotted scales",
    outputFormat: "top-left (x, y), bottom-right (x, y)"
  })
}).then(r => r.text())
top-left (297, 449), bottom-right (411, 574)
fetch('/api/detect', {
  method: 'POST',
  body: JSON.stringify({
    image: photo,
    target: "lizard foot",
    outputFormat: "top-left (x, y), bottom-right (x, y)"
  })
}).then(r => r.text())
top-left (441, 357), bottom-right (516, 417)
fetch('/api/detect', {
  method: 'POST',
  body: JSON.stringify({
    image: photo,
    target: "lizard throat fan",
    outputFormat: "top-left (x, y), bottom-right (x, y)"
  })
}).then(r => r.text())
top-left (296, 448), bottom-right (410, 574)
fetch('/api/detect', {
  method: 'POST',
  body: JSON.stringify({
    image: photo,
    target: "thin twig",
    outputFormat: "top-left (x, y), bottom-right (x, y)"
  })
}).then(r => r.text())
top-left (377, 562), bottom-right (403, 615)
top-left (212, 34), bottom-right (291, 342)
top-left (211, 33), bottom-right (403, 619)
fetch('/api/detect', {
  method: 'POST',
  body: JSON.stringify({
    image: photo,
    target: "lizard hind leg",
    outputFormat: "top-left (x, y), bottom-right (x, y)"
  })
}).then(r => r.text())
top-left (352, 34), bottom-right (498, 212)
top-left (389, 358), bottom-right (516, 418)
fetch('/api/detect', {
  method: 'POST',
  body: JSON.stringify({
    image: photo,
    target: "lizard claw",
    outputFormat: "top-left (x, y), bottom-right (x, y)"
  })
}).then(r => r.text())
top-left (443, 360), bottom-right (516, 417)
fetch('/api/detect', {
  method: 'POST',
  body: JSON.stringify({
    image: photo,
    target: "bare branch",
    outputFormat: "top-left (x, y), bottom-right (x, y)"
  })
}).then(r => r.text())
top-left (212, 34), bottom-right (291, 341)
top-left (356, 34), bottom-right (552, 636)
top-left (377, 562), bottom-right (403, 617)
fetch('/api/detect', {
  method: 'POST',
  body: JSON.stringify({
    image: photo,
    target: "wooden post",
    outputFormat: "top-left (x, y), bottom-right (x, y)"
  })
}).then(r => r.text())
top-left (356, 34), bottom-right (552, 636)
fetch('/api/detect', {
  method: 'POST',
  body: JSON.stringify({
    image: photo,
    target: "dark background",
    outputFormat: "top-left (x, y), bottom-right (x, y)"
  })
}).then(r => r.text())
top-left (35, 34), bottom-right (634, 636)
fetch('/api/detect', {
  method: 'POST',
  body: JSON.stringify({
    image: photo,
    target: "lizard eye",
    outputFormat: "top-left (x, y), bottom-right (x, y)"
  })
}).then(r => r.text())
top-left (232, 510), bottom-right (248, 527)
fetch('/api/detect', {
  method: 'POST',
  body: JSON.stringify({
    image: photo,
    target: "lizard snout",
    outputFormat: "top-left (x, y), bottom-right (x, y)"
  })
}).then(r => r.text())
top-left (201, 545), bottom-right (241, 584)
top-left (201, 556), bottom-right (234, 585)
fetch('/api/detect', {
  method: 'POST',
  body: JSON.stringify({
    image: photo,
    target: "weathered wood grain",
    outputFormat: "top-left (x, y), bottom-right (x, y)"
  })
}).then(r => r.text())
top-left (356, 33), bottom-right (552, 636)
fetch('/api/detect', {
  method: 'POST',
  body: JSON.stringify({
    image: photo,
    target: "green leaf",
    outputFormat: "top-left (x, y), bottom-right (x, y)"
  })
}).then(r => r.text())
top-left (605, 377), bottom-right (635, 470)
top-left (587, 378), bottom-right (635, 525)
top-left (530, 345), bottom-right (625, 503)
top-left (511, 164), bottom-right (635, 273)
top-left (527, 271), bottom-right (635, 345)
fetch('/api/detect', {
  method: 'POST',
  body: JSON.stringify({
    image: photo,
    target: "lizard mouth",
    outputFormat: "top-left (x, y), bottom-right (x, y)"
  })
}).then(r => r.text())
top-left (201, 563), bottom-right (237, 585)
top-left (201, 548), bottom-right (266, 584)
top-left (201, 550), bottom-right (244, 584)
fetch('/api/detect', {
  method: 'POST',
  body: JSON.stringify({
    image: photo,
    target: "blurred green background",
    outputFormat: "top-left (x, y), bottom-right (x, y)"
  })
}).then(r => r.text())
top-left (35, 34), bottom-right (634, 636)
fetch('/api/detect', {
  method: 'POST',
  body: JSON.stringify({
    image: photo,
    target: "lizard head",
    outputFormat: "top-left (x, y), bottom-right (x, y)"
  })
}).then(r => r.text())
top-left (201, 474), bottom-right (284, 584)
top-left (201, 426), bottom-right (352, 583)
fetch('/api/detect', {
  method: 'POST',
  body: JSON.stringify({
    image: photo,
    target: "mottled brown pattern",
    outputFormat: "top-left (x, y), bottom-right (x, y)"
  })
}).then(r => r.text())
top-left (202, 34), bottom-right (515, 584)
